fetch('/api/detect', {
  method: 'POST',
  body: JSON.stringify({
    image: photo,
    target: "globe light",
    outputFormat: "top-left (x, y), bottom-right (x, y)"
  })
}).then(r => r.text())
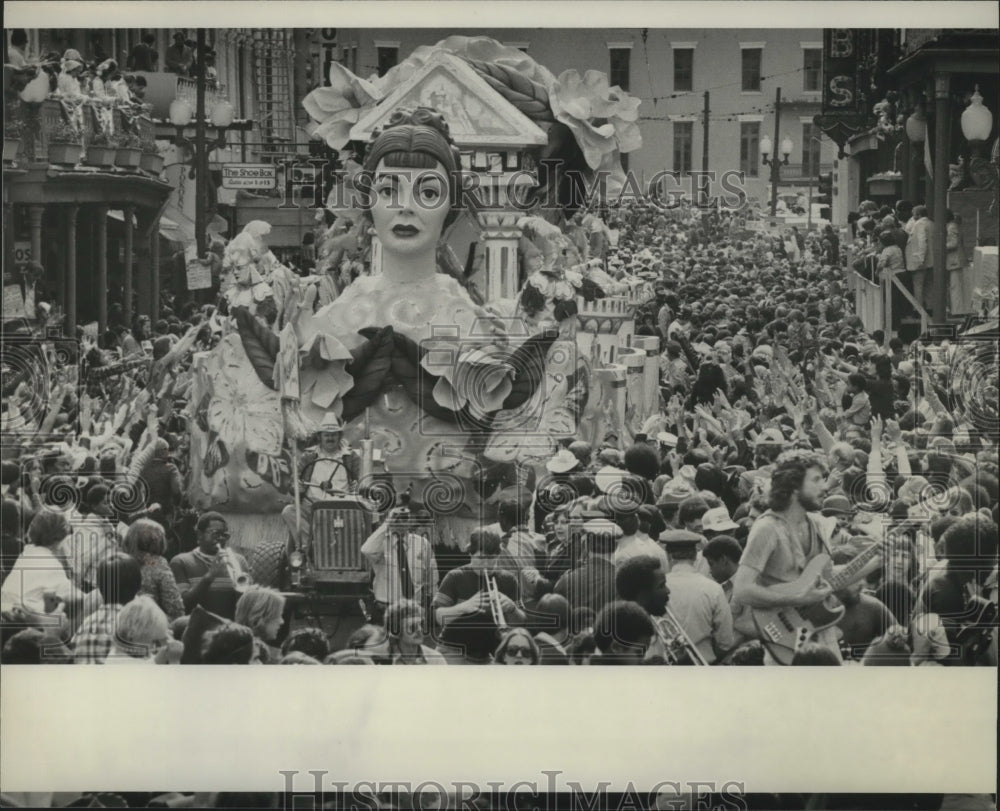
top-left (960, 85), bottom-right (993, 143)
top-left (210, 99), bottom-right (235, 129)
top-left (759, 135), bottom-right (773, 159)
top-left (168, 98), bottom-right (194, 127)
top-left (780, 136), bottom-right (794, 158)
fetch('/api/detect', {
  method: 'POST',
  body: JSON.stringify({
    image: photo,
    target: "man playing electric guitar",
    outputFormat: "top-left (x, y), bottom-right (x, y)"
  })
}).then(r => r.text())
top-left (732, 450), bottom-right (843, 664)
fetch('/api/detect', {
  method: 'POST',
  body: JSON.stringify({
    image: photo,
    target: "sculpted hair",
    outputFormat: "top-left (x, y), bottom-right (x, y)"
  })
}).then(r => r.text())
top-left (358, 107), bottom-right (465, 229)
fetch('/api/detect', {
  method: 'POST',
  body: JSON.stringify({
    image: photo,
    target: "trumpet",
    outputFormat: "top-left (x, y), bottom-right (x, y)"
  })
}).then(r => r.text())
top-left (219, 548), bottom-right (253, 593)
top-left (654, 606), bottom-right (709, 666)
top-left (484, 572), bottom-right (507, 629)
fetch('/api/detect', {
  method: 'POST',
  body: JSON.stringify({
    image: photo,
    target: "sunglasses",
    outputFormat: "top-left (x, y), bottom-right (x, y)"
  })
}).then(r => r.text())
top-left (506, 646), bottom-right (533, 657)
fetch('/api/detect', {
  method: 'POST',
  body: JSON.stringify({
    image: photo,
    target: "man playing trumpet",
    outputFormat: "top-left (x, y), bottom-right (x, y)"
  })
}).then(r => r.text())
top-left (170, 512), bottom-right (250, 621)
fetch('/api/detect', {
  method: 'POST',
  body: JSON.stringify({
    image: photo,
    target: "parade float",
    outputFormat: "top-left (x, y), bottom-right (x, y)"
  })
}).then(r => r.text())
top-left (186, 37), bottom-right (657, 574)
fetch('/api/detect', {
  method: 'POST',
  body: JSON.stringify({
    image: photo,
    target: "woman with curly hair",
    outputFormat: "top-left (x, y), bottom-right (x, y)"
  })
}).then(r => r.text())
top-left (122, 519), bottom-right (185, 621)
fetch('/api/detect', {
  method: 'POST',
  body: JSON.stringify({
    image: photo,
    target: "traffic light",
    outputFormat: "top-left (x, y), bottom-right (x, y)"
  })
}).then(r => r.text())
top-left (817, 171), bottom-right (833, 220)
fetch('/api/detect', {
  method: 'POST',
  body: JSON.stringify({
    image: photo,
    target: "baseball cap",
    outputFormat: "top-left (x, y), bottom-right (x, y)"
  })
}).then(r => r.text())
top-left (701, 506), bottom-right (739, 532)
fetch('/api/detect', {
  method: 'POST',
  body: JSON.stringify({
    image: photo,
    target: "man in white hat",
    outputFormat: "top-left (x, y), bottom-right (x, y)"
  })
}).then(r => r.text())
top-left (533, 447), bottom-right (582, 533)
top-left (280, 413), bottom-right (359, 544)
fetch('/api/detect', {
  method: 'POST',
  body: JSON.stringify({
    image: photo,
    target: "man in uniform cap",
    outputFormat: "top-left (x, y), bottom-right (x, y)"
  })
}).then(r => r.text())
top-left (661, 530), bottom-right (735, 664)
top-left (281, 413), bottom-right (359, 545)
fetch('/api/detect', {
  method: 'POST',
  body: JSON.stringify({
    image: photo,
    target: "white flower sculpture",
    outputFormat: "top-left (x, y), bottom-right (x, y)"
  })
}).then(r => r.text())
top-left (301, 36), bottom-right (642, 179)
top-left (420, 338), bottom-right (514, 419)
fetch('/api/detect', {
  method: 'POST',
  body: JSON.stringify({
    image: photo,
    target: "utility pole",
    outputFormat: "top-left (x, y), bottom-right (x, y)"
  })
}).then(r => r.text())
top-left (195, 28), bottom-right (207, 259)
top-left (806, 173), bottom-right (813, 230)
top-left (702, 90), bottom-right (710, 206)
top-left (770, 85), bottom-right (781, 217)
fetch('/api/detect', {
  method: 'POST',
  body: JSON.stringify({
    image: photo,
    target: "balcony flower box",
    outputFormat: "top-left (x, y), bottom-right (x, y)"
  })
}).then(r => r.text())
top-left (3, 138), bottom-right (20, 163)
top-left (47, 120), bottom-right (84, 166)
top-left (115, 147), bottom-right (142, 169)
top-left (140, 151), bottom-right (165, 175)
top-left (48, 142), bottom-right (83, 166)
top-left (115, 133), bottom-right (144, 169)
top-left (84, 146), bottom-right (118, 168)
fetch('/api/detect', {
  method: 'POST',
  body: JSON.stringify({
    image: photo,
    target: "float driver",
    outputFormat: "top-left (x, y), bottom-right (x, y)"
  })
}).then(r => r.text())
top-left (281, 413), bottom-right (360, 546)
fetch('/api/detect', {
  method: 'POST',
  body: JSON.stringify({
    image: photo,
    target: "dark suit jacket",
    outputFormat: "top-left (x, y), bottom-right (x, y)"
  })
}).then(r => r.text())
top-left (554, 556), bottom-right (618, 617)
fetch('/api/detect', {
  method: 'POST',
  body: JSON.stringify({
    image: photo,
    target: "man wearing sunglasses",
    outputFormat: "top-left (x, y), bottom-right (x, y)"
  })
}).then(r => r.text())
top-left (170, 512), bottom-right (247, 620)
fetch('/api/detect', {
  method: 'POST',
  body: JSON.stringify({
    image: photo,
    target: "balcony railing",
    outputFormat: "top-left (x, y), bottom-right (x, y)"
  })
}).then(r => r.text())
top-left (5, 98), bottom-right (155, 164)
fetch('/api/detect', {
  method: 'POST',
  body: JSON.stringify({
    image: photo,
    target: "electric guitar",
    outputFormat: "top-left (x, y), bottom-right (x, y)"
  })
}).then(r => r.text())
top-left (751, 539), bottom-right (885, 665)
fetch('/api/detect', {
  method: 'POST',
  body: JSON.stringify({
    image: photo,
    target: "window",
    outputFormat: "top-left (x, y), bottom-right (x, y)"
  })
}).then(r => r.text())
top-left (673, 121), bottom-right (693, 173)
top-left (802, 122), bottom-right (821, 176)
top-left (803, 48), bottom-right (822, 92)
top-left (673, 48), bottom-right (693, 92)
top-left (377, 46), bottom-right (398, 77)
top-left (740, 122), bottom-right (760, 178)
top-left (609, 48), bottom-right (631, 91)
top-left (741, 48), bottom-right (762, 92)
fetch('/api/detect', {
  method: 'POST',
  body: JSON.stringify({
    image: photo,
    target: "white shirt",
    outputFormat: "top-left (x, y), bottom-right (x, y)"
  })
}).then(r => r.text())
top-left (360, 524), bottom-right (438, 605)
top-left (1, 544), bottom-right (78, 615)
top-left (664, 561), bottom-right (735, 664)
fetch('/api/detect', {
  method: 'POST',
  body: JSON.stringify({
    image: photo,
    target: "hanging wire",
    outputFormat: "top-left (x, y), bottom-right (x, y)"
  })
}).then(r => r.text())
top-left (634, 64), bottom-right (807, 103)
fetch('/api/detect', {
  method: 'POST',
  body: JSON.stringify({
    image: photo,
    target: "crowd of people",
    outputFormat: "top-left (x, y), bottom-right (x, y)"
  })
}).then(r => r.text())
top-left (1, 189), bottom-right (997, 670)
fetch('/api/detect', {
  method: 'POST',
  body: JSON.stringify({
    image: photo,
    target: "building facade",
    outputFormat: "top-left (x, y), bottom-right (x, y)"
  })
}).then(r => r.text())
top-left (330, 28), bottom-right (839, 207)
top-left (3, 27), bottom-right (315, 330)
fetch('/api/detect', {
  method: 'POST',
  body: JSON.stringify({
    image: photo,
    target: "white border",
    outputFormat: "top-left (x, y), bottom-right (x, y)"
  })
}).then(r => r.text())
top-left (1, 2), bottom-right (998, 799)
top-left (5, 2), bottom-right (999, 28)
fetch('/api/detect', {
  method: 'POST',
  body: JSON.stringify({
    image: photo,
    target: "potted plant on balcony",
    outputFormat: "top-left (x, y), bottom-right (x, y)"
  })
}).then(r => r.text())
top-left (47, 120), bottom-right (83, 166)
top-left (84, 131), bottom-right (117, 168)
top-left (4, 119), bottom-right (24, 163)
top-left (114, 131), bottom-right (143, 169)
top-left (140, 143), bottom-right (165, 176)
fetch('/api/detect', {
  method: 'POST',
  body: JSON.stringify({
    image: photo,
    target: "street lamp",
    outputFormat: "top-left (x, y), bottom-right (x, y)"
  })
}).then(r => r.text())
top-left (169, 97), bottom-right (234, 166)
top-left (761, 132), bottom-right (793, 217)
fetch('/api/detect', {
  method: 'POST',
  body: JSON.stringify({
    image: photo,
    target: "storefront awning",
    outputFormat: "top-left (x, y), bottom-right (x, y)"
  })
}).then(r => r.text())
top-left (158, 212), bottom-right (197, 251)
top-left (107, 208), bottom-right (194, 252)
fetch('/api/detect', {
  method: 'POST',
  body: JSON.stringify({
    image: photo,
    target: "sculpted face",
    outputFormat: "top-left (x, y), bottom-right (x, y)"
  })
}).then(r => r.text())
top-left (370, 159), bottom-right (450, 258)
top-left (228, 249), bottom-right (254, 285)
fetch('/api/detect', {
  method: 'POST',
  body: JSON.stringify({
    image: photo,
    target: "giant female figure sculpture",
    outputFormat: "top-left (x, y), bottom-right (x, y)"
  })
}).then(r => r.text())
top-left (189, 107), bottom-right (586, 547)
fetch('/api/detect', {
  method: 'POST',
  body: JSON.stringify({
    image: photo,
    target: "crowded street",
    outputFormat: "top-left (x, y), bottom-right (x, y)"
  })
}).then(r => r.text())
top-left (1, 18), bottom-right (998, 811)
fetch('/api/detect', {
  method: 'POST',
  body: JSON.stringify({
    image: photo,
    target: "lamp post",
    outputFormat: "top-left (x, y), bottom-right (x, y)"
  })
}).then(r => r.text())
top-left (760, 87), bottom-right (792, 217)
top-left (960, 84), bottom-right (994, 189)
